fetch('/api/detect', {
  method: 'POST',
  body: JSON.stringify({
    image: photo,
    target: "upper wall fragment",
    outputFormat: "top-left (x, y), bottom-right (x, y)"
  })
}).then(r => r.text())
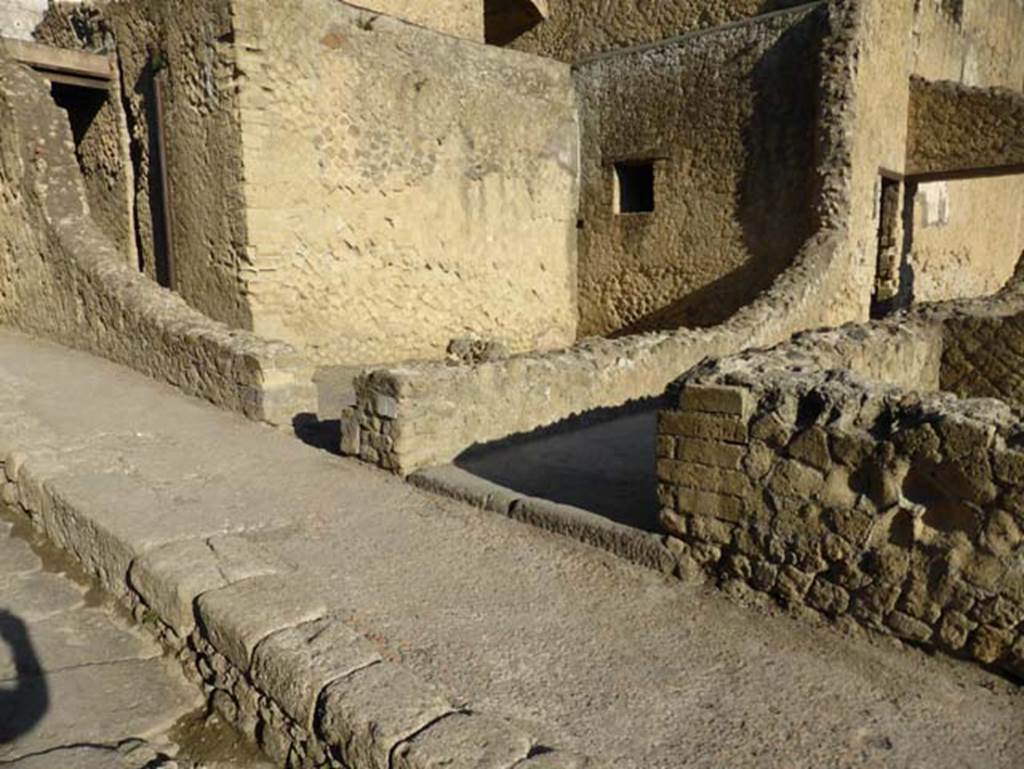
top-left (907, 77), bottom-right (1024, 177)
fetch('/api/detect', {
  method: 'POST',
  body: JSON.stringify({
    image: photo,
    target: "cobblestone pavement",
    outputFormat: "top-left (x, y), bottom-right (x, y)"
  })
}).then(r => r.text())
top-left (0, 507), bottom-right (272, 768)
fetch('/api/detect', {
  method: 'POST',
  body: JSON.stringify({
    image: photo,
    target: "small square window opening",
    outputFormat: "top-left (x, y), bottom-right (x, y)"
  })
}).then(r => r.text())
top-left (614, 161), bottom-right (655, 214)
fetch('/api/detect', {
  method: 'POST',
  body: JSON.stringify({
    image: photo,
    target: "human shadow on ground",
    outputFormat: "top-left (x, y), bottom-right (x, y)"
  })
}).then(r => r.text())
top-left (0, 610), bottom-right (48, 746)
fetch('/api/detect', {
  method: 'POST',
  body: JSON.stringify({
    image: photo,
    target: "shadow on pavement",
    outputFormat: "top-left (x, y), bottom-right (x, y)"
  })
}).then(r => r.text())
top-left (0, 610), bottom-right (48, 746)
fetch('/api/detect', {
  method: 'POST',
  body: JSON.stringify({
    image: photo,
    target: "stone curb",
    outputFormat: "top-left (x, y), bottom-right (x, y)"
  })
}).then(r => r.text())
top-left (409, 465), bottom-right (679, 577)
top-left (0, 448), bottom-right (603, 769)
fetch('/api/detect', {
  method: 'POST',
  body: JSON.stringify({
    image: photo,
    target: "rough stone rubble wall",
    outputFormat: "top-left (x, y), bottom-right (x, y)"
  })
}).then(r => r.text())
top-left (0, 455), bottom-right (601, 769)
top-left (233, 0), bottom-right (580, 365)
top-left (0, 56), bottom-right (315, 426)
top-left (573, 5), bottom-right (823, 337)
top-left (507, 0), bottom-right (813, 61)
top-left (656, 294), bottom-right (1024, 678)
top-left (907, 77), bottom-right (1024, 175)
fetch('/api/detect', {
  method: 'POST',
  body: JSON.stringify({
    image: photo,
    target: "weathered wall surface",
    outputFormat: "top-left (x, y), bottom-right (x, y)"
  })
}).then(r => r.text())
top-left (508, 0), bottom-right (813, 61)
top-left (942, 289), bottom-right (1024, 409)
top-left (41, 0), bottom-right (257, 328)
top-left (911, 0), bottom-right (1024, 89)
top-left (573, 6), bottom-right (823, 337)
top-left (0, 0), bottom-right (49, 40)
top-left (908, 177), bottom-right (1024, 304)
top-left (907, 78), bottom-right (1024, 176)
top-left (33, 7), bottom-right (136, 262)
top-left (0, 57), bottom-right (314, 425)
top-left (233, 0), bottom-right (579, 364)
top-left (359, 0), bottom-right (484, 41)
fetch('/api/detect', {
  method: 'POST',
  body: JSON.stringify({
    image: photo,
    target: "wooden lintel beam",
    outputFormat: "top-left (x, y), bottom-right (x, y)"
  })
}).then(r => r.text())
top-left (906, 163), bottom-right (1024, 184)
top-left (2, 37), bottom-right (114, 82)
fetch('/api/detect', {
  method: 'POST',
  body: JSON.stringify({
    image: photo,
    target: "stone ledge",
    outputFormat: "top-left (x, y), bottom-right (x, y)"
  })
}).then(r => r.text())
top-left (409, 464), bottom-right (678, 576)
top-left (0, 447), bottom-right (604, 768)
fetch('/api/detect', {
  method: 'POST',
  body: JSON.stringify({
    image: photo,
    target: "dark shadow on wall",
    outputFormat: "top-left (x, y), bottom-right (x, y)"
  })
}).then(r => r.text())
top-left (613, 8), bottom-right (825, 336)
top-left (0, 610), bottom-right (49, 746)
top-left (736, 9), bottom-right (823, 300)
top-left (455, 398), bottom-right (664, 531)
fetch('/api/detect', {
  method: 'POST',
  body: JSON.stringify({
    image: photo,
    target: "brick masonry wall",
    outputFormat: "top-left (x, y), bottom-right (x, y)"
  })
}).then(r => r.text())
top-left (657, 362), bottom-right (1024, 679)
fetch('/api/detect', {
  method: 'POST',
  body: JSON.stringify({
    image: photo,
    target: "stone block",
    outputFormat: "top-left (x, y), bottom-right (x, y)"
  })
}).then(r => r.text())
top-left (655, 435), bottom-right (676, 460)
top-left (676, 438), bottom-right (745, 469)
top-left (886, 611), bottom-right (933, 643)
top-left (743, 441), bottom-right (775, 480)
top-left (807, 578), bottom-right (850, 616)
top-left (392, 712), bottom-right (533, 769)
top-left (679, 384), bottom-right (752, 418)
top-left (767, 459), bottom-right (824, 499)
top-left (251, 616), bottom-right (382, 729)
top-left (749, 413), bottom-right (791, 449)
top-left (677, 487), bottom-right (745, 524)
top-left (658, 411), bottom-right (748, 444)
top-left (773, 566), bottom-right (813, 605)
top-left (318, 662), bottom-right (453, 769)
top-left (687, 515), bottom-right (735, 546)
top-left (340, 408), bottom-right (361, 455)
top-left (656, 460), bottom-right (752, 498)
top-left (937, 610), bottom-right (975, 651)
top-left (196, 575), bottom-right (329, 671)
top-left (786, 427), bottom-right (831, 471)
top-left (130, 536), bottom-right (286, 637)
top-left (969, 624), bottom-right (1014, 664)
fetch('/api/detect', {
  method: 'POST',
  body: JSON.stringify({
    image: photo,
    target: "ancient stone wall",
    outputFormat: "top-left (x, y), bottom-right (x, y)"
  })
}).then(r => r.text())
top-left (907, 78), bottom-right (1024, 177)
top-left (573, 5), bottom-right (823, 337)
top-left (341, 0), bottom-right (881, 474)
top-left (0, 56), bottom-right (315, 425)
top-left (657, 315), bottom-right (1024, 678)
top-left (233, 0), bottom-right (579, 364)
top-left (508, 0), bottom-right (813, 61)
top-left (941, 290), bottom-right (1024, 409)
top-left (38, 0), bottom-right (257, 328)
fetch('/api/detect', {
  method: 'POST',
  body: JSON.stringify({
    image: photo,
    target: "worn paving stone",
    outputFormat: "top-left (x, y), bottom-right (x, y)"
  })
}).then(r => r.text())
top-left (0, 571), bottom-right (84, 622)
top-left (318, 662), bottom-right (454, 769)
top-left (0, 604), bottom-right (156, 681)
top-left (0, 657), bottom-right (199, 761)
top-left (0, 534), bottom-right (41, 582)
top-left (4, 741), bottom-right (167, 768)
top-left (196, 574), bottom-right (329, 671)
top-left (251, 616), bottom-right (382, 728)
top-left (393, 712), bottom-right (533, 769)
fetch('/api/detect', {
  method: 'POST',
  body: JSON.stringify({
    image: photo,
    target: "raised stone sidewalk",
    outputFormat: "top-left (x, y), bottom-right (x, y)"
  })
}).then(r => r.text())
top-left (0, 328), bottom-right (1023, 768)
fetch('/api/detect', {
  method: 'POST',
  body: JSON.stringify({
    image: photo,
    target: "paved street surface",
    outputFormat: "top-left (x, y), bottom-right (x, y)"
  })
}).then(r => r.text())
top-left (0, 328), bottom-right (1023, 768)
top-left (0, 506), bottom-right (271, 768)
